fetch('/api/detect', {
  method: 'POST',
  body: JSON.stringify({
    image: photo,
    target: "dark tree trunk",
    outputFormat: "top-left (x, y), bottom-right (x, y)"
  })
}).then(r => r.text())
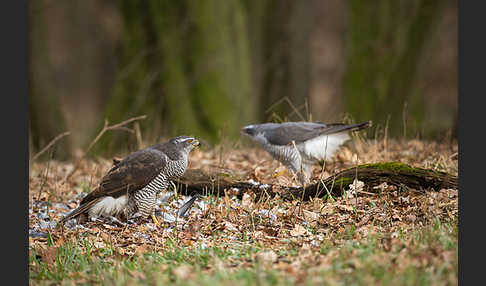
top-left (245, 0), bottom-right (312, 122)
top-left (342, 0), bottom-right (447, 138)
top-left (96, 0), bottom-right (256, 156)
top-left (29, 0), bottom-right (70, 160)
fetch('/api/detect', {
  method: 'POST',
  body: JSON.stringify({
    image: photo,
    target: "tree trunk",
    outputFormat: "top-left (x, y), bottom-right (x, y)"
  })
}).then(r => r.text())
top-left (250, 0), bottom-right (312, 122)
top-left (342, 0), bottom-right (447, 138)
top-left (29, 0), bottom-right (70, 160)
top-left (96, 0), bottom-right (255, 156)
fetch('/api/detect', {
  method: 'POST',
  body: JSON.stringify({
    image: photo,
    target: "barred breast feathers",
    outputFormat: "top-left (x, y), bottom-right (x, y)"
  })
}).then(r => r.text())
top-left (145, 172), bottom-right (168, 193)
top-left (165, 156), bottom-right (188, 179)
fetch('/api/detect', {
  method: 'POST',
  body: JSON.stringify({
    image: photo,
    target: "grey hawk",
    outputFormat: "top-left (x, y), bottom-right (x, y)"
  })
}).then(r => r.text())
top-left (241, 121), bottom-right (371, 184)
top-left (59, 136), bottom-right (200, 225)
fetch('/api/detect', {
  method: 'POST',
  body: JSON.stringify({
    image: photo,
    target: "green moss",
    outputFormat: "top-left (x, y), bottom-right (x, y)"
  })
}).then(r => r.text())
top-left (326, 162), bottom-right (412, 189)
top-left (357, 162), bottom-right (448, 176)
top-left (357, 162), bottom-right (417, 173)
top-left (332, 177), bottom-right (355, 187)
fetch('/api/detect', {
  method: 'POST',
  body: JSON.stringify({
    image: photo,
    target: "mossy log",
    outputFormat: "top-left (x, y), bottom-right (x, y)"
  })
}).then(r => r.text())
top-left (174, 162), bottom-right (458, 201)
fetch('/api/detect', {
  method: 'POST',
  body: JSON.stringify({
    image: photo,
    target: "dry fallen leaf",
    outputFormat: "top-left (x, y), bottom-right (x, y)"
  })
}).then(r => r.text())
top-left (263, 227), bottom-right (278, 237)
top-left (392, 214), bottom-right (402, 221)
top-left (55, 237), bottom-right (65, 247)
top-left (337, 147), bottom-right (353, 162)
top-left (348, 179), bottom-right (365, 194)
top-left (406, 214), bottom-right (417, 222)
top-left (253, 166), bottom-right (266, 181)
top-left (117, 247), bottom-right (126, 256)
top-left (290, 224), bottom-right (309, 237)
top-left (129, 270), bottom-right (146, 280)
top-left (135, 244), bottom-right (149, 256)
top-left (29, 140), bottom-right (458, 284)
top-left (242, 193), bottom-right (255, 210)
top-left (172, 265), bottom-right (193, 280)
top-left (224, 221), bottom-right (238, 232)
top-left (337, 204), bottom-right (354, 212)
top-left (302, 209), bottom-right (319, 222)
top-left (41, 246), bottom-right (57, 267)
top-left (257, 250), bottom-right (278, 267)
top-left (100, 232), bottom-right (110, 243)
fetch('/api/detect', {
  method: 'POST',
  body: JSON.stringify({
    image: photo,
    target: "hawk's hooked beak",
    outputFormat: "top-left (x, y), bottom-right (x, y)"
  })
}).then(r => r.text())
top-left (192, 139), bottom-right (201, 147)
top-left (241, 126), bottom-right (254, 136)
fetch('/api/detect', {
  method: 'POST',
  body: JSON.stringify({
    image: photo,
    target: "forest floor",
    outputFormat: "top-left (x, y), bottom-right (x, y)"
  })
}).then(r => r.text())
top-left (29, 137), bottom-right (458, 285)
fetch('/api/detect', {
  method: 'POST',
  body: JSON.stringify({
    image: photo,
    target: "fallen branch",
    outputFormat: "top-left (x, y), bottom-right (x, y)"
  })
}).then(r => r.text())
top-left (174, 162), bottom-right (458, 201)
top-left (62, 115), bottom-right (147, 183)
top-left (31, 131), bottom-right (70, 162)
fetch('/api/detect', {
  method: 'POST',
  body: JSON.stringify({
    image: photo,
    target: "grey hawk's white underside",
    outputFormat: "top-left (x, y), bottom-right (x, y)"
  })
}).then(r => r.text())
top-left (242, 121), bottom-right (371, 184)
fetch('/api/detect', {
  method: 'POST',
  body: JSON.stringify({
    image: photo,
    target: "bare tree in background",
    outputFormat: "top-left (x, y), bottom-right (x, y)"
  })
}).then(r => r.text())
top-left (245, 0), bottom-right (312, 121)
top-left (29, 0), bottom-right (456, 159)
top-left (342, 0), bottom-right (448, 137)
top-left (96, 0), bottom-right (256, 155)
top-left (29, 0), bottom-right (70, 160)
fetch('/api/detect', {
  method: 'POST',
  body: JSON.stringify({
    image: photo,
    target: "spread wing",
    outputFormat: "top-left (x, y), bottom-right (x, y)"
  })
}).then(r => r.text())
top-left (80, 148), bottom-right (168, 205)
top-left (264, 122), bottom-right (370, 145)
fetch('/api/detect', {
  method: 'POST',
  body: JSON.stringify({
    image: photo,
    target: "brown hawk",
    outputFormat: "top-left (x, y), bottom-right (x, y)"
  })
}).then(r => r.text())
top-left (59, 136), bottom-right (200, 225)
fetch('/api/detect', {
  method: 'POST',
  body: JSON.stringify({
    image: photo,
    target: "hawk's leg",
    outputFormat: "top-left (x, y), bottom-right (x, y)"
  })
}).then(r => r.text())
top-left (131, 190), bottom-right (159, 225)
top-left (140, 191), bottom-right (160, 225)
top-left (299, 164), bottom-right (313, 185)
top-left (288, 162), bottom-right (311, 185)
top-left (150, 191), bottom-right (160, 225)
top-left (297, 171), bottom-right (310, 185)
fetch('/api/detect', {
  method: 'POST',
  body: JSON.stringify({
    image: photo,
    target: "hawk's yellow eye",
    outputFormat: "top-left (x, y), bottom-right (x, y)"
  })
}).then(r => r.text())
top-left (188, 139), bottom-right (194, 144)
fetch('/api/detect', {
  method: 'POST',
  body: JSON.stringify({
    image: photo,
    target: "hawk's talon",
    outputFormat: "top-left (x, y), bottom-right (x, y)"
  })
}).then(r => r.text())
top-left (272, 169), bottom-right (286, 178)
top-left (151, 213), bottom-right (160, 226)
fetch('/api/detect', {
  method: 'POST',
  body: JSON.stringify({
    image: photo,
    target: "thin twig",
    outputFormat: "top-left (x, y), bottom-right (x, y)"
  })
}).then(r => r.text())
top-left (265, 96), bottom-right (306, 121)
top-left (242, 158), bottom-right (268, 178)
top-left (62, 115), bottom-right (147, 183)
top-left (292, 140), bottom-right (306, 216)
top-left (31, 131), bottom-right (70, 161)
top-left (134, 122), bottom-right (143, 149)
top-left (356, 189), bottom-right (377, 196)
top-left (317, 135), bottom-right (329, 182)
top-left (87, 115), bottom-right (147, 155)
top-left (38, 148), bottom-right (54, 201)
top-left (402, 102), bottom-right (408, 139)
top-left (384, 115), bottom-right (390, 157)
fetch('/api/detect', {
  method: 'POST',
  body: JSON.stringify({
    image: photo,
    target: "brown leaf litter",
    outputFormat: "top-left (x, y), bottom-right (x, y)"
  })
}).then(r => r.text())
top-left (29, 138), bottom-right (458, 281)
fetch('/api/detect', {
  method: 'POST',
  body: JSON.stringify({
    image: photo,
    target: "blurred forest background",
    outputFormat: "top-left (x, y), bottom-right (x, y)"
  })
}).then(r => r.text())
top-left (29, 0), bottom-right (457, 160)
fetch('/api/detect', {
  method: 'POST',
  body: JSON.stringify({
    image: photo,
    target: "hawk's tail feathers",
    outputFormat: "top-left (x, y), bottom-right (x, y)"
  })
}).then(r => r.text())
top-left (58, 198), bottom-right (101, 224)
top-left (351, 120), bottom-right (373, 131)
top-left (323, 121), bottom-right (372, 134)
top-left (342, 121), bottom-right (372, 132)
